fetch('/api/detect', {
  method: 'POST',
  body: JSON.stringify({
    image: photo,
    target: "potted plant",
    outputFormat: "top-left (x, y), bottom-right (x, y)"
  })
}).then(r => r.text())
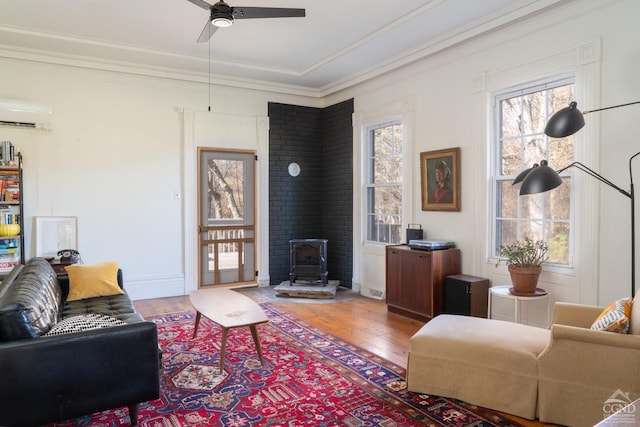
top-left (496, 238), bottom-right (549, 294)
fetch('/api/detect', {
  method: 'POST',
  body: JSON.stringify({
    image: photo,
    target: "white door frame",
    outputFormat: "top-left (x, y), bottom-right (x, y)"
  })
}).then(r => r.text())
top-left (182, 110), bottom-right (270, 294)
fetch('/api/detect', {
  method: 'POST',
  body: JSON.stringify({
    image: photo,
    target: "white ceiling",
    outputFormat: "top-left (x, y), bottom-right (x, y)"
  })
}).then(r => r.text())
top-left (0, 0), bottom-right (566, 96)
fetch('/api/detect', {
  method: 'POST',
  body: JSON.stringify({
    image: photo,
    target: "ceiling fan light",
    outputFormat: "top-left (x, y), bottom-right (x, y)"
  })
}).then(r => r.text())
top-left (212, 16), bottom-right (233, 27)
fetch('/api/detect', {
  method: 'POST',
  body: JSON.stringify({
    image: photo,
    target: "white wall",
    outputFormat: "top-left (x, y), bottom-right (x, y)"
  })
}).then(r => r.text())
top-left (332, 0), bottom-right (640, 307)
top-left (0, 58), bottom-right (319, 299)
top-left (2, 0), bottom-right (639, 306)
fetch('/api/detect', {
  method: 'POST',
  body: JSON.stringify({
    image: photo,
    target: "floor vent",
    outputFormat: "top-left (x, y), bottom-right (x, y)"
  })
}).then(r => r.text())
top-left (367, 289), bottom-right (384, 299)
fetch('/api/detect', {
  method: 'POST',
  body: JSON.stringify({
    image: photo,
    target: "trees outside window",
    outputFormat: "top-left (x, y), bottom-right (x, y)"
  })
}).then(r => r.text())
top-left (206, 158), bottom-right (244, 221)
top-left (365, 120), bottom-right (403, 244)
top-left (493, 78), bottom-right (575, 265)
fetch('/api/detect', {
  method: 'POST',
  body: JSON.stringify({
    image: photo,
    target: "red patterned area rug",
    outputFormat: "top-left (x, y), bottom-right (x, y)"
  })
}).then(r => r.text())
top-left (51, 303), bottom-right (525, 426)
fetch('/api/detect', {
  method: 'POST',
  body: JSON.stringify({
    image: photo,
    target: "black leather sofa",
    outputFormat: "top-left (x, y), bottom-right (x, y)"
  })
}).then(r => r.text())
top-left (0, 258), bottom-right (159, 426)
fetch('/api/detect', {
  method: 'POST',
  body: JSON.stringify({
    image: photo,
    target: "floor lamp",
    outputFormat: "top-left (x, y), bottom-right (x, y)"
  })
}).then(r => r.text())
top-left (514, 101), bottom-right (640, 298)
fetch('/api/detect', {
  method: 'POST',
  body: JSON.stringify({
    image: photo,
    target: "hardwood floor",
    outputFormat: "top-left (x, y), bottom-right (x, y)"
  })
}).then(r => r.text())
top-left (133, 289), bottom-right (553, 427)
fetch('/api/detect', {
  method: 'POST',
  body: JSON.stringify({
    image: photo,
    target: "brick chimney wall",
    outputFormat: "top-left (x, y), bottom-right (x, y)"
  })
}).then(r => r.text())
top-left (268, 99), bottom-right (354, 287)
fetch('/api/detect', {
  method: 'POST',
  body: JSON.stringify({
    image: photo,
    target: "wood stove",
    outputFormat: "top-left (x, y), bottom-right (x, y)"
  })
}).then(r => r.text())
top-left (289, 239), bottom-right (328, 286)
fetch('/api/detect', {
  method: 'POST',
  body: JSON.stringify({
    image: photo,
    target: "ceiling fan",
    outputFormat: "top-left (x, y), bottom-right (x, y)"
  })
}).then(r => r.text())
top-left (187, 0), bottom-right (306, 42)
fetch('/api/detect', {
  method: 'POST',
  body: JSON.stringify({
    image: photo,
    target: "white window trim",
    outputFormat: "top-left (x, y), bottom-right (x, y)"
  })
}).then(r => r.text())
top-left (490, 75), bottom-right (577, 272)
top-left (352, 96), bottom-right (414, 296)
top-left (363, 118), bottom-right (403, 245)
top-left (472, 39), bottom-right (601, 304)
top-left (355, 97), bottom-right (415, 248)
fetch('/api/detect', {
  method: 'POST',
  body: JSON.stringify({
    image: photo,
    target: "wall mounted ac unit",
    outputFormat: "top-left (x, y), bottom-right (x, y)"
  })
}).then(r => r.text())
top-left (0, 99), bottom-right (52, 130)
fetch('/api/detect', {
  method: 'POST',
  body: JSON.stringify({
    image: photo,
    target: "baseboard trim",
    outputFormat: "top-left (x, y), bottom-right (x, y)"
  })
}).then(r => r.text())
top-left (126, 274), bottom-right (185, 301)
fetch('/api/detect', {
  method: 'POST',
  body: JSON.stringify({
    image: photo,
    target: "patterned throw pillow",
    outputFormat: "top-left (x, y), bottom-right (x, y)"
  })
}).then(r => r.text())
top-left (590, 298), bottom-right (633, 333)
top-left (43, 313), bottom-right (126, 336)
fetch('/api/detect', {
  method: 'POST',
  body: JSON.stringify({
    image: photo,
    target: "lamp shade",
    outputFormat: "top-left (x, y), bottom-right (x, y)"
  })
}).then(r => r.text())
top-left (544, 101), bottom-right (585, 138)
top-left (519, 160), bottom-right (563, 195)
top-left (513, 163), bottom-right (539, 186)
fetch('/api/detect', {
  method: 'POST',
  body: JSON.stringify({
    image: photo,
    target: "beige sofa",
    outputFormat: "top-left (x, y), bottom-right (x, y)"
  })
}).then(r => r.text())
top-left (407, 299), bottom-right (640, 426)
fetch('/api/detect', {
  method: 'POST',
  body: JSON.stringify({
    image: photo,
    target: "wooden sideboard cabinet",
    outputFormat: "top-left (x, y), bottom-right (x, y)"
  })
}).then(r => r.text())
top-left (385, 245), bottom-right (461, 321)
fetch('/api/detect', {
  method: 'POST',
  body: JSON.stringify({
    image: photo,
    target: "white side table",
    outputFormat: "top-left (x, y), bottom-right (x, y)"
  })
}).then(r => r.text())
top-left (488, 285), bottom-right (550, 327)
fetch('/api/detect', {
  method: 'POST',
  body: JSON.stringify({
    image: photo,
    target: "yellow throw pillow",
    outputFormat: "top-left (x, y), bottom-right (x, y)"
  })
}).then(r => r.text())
top-left (590, 297), bottom-right (632, 333)
top-left (65, 261), bottom-right (124, 301)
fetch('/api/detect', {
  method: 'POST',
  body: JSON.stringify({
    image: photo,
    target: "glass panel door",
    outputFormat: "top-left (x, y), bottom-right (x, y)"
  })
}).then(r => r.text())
top-left (198, 148), bottom-right (256, 287)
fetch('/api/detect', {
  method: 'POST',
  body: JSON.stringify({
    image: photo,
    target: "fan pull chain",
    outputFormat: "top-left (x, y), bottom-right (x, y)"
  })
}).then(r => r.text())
top-left (208, 35), bottom-right (211, 112)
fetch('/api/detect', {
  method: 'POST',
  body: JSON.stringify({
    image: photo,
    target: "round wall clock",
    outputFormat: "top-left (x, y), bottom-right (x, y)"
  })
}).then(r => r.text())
top-left (288, 162), bottom-right (301, 177)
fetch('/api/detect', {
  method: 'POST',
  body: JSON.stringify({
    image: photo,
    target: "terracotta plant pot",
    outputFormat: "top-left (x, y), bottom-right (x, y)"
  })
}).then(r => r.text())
top-left (508, 265), bottom-right (542, 294)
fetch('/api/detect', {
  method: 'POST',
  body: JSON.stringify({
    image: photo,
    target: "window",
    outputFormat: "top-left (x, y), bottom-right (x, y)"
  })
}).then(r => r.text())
top-left (365, 120), bottom-right (403, 244)
top-left (492, 78), bottom-right (575, 265)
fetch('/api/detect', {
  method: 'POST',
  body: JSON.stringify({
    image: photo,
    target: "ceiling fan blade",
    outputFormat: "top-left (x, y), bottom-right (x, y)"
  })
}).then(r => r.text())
top-left (231, 7), bottom-right (305, 20)
top-left (197, 19), bottom-right (219, 43)
top-left (186, 0), bottom-right (212, 11)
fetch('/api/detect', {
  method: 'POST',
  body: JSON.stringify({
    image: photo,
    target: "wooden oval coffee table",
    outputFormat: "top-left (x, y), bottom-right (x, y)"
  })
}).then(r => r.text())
top-left (189, 288), bottom-right (269, 374)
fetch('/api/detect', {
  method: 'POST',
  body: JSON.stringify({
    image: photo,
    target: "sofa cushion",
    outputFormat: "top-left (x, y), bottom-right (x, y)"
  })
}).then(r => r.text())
top-left (62, 293), bottom-right (144, 324)
top-left (590, 297), bottom-right (632, 333)
top-left (43, 313), bottom-right (126, 336)
top-left (65, 261), bottom-right (124, 301)
top-left (0, 258), bottom-right (60, 341)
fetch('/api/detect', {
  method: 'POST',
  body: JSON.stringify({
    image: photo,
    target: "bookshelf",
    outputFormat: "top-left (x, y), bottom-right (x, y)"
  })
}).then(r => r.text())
top-left (0, 149), bottom-right (23, 275)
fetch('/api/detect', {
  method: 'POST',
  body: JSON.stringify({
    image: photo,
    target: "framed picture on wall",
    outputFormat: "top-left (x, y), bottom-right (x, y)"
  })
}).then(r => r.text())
top-left (420, 147), bottom-right (460, 211)
top-left (34, 216), bottom-right (78, 257)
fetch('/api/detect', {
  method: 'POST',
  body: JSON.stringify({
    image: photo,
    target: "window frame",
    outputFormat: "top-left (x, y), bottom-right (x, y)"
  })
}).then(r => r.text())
top-left (490, 76), bottom-right (576, 271)
top-left (363, 118), bottom-right (403, 245)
